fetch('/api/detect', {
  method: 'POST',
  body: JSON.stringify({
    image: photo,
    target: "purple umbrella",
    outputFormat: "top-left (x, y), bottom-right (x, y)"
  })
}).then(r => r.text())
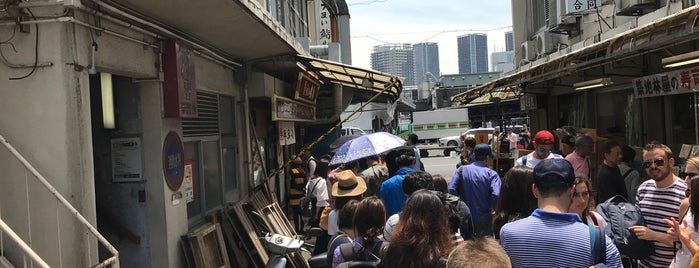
top-left (330, 132), bottom-right (406, 166)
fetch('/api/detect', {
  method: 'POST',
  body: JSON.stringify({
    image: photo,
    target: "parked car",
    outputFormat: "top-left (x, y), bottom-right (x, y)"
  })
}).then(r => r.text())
top-left (341, 127), bottom-right (367, 136)
top-left (439, 128), bottom-right (497, 156)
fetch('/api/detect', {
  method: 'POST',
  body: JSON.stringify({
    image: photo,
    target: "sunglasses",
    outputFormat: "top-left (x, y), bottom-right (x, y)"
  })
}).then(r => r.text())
top-left (538, 148), bottom-right (553, 153)
top-left (680, 172), bottom-right (699, 178)
top-left (642, 159), bottom-right (665, 168)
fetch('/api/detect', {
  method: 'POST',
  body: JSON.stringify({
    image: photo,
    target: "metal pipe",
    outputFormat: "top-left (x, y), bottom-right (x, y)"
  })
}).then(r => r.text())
top-left (0, 134), bottom-right (120, 268)
top-left (89, 0), bottom-right (242, 68)
top-left (0, 219), bottom-right (50, 268)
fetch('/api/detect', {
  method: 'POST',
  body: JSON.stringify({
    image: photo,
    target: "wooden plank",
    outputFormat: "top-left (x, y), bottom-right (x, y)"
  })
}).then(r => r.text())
top-left (233, 202), bottom-right (269, 263)
top-left (219, 209), bottom-right (251, 268)
top-left (187, 223), bottom-right (231, 268)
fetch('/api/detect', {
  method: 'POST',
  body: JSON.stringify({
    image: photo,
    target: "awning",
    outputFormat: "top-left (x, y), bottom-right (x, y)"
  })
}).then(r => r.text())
top-left (452, 4), bottom-right (699, 105)
top-left (465, 86), bottom-right (523, 107)
top-left (296, 55), bottom-right (405, 105)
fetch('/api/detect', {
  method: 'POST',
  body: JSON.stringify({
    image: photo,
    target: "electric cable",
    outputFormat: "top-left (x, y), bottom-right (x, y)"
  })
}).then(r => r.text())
top-left (9, 8), bottom-right (38, 80)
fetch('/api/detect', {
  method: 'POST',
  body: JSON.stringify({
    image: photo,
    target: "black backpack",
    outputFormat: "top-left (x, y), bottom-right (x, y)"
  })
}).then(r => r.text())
top-left (595, 195), bottom-right (655, 259)
top-left (337, 241), bottom-right (388, 268)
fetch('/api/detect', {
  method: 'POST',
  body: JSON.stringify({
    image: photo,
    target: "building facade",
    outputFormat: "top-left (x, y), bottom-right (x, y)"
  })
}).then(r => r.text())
top-left (453, 0), bottom-right (699, 193)
top-left (371, 43), bottom-right (416, 86)
top-left (413, 42), bottom-right (441, 85)
top-left (0, 0), bottom-right (402, 267)
top-left (505, 31), bottom-right (514, 51)
top-left (491, 51), bottom-right (515, 74)
top-left (457, 33), bottom-right (489, 73)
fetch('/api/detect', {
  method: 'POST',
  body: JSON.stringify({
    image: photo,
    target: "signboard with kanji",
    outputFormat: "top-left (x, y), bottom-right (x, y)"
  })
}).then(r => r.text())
top-left (294, 72), bottom-right (320, 104)
top-left (565, 0), bottom-right (602, 14)
top-left (633, 67), bottom-right (699, 98)
top-left (162, 40), bottom-right (198, 118)
top-left (278, 121), bottom-right (296, 146)
top-left (271, 95), bottom-right (316, 122)
top-left (315, 1), bottom-right (332, 45)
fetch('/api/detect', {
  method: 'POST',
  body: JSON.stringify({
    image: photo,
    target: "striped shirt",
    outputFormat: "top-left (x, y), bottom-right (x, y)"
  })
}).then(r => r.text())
top-left (500, 209), bottom-right (622, 268)
top-left (636, 178), bottom-right (687, 268)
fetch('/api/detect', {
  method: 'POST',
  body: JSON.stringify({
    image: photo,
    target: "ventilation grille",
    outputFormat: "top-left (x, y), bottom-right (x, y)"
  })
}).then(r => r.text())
top-left (182, 91), bottom-right (219, 137)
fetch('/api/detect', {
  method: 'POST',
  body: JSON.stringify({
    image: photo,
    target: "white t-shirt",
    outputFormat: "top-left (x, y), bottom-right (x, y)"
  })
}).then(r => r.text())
top-left (327, 209), bottom-right (338, 235)
top-left (383, 213), bottom-right (400, 241)
top-left (514, 152), bottom-right (564, 168)
top-left (306, 177), bottom-right (329, 207)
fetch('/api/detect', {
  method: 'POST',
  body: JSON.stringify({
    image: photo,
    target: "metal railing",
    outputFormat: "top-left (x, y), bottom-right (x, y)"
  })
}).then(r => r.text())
top-left (0, 134), bottom-right (119, 267)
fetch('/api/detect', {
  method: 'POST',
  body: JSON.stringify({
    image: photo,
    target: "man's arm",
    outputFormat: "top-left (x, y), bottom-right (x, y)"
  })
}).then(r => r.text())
top-left (629, 225), bottom-right (676, 246)
top-left (490, 172), bottom-right (501, 210)
top-left (448, 167), bottom-right (461, 196)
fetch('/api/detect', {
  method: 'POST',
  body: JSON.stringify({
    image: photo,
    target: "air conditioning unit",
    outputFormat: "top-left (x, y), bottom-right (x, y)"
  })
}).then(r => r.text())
top-left (520, 40), bottom-right (537, 62)
top-left (535, 31), bottom-right (566, 56)
top-left (617, 0), bottom-right (658, 16)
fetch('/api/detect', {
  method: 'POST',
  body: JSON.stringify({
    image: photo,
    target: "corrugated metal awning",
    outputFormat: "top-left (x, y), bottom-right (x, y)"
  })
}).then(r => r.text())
top-left (296, 55), bottom-right (406, 106)
top-left (452, 5), bottom-right (699, 105)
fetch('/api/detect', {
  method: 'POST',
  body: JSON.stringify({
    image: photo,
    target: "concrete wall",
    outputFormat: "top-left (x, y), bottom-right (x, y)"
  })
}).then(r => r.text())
top-left (0, 5), bottom-right (246, 268)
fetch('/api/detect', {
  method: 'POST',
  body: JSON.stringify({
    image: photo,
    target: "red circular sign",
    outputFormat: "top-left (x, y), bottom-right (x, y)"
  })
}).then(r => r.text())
top-left (162, 131), bottom-right (184, 191)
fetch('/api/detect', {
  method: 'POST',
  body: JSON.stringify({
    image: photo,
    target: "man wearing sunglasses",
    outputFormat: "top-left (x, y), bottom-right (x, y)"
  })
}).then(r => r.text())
top-left (514, 130), bottom-right (563, 169)
top-left (629, 142), bottom-right (687, 268)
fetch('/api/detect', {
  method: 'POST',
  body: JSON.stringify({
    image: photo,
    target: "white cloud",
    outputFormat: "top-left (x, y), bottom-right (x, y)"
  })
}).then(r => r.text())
top-left (347, 0), bottom-right (513, 75)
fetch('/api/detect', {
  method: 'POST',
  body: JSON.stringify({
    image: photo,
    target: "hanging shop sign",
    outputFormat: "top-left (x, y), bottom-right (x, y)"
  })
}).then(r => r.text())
top-left (520, 93), bottom-right (537, 111)
top-left (110, 137), bottom-right (143, 182)
top-left (634, 67), bottom-right (699, 98)
top-left (162, 131), bottom-right (185, 191)
top-left (294, 72), bottom-right (320, 104)
top-left (272, 95), bottom-right (316, 122)
top-left (278, 121), bottom-right (296, 146)
top-left (163, 39), bottom-right (198, 118)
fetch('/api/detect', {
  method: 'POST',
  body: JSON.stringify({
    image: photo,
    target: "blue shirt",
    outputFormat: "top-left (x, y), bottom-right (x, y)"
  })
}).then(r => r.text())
top-left (500, 209), bottom-right (623, 268)
top-left (380, 167), bottom-right (413, 217)
top-left (448, 162), bottom-right (501, 223)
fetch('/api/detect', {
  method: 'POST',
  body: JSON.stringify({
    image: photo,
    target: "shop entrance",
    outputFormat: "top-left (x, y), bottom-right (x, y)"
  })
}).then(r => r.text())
top-left (89, 73), bottom-right (150, 267)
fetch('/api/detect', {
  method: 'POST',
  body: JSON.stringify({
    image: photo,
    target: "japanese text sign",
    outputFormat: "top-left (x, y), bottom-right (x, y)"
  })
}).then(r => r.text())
top-left (633, 67), bottom-right (699, 98)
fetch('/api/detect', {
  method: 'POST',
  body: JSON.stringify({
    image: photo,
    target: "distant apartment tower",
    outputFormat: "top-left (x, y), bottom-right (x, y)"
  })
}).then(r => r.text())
top-left (371, 43), bottom-right (416, 86)
top-left (505, 31), bottom-right (514, 51)
top-left (457, 33), bottom-right (488, 74)
top-left (491, 51), bottom-right (515, 73)
top-left (413, 42), bottom-right (440, 84)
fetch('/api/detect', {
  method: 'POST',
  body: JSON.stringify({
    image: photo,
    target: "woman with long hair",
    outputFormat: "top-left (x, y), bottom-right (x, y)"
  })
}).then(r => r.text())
top-left (492, 166), bottom-right (537, 239)
top-left (665, 157), bottom-right (699, 267)
top-left (382, 190), bottom-right (453, 268)
top-left (568, 175), bottom-right (606, 226)
top-left (331, 196), bottom-right (386, 267)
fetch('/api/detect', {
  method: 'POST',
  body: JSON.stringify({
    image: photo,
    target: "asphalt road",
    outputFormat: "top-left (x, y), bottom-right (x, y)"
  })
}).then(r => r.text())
top-left (422, 151), bottom-right (460, 181)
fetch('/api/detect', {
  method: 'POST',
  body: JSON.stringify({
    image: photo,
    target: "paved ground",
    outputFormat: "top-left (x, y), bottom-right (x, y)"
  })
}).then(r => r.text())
top-left (422, 150), bottom-right (461, 181)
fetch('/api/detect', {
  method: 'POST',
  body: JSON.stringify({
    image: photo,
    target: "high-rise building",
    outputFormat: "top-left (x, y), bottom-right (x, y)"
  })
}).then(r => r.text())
top-left (413, 42), bottom-right (440, 84)
top-left (457, 33), bottom-right (488, 74)
top-left (371, 43), bottom-right (415, 86)
top-left (505, 31), bottom-right (514, 51)
top-left (491, 51), bottom-right (515, 73)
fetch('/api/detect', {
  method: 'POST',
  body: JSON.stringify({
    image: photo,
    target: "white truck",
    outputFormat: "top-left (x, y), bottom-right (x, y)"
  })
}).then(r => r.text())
top-left (396, 107), bottom-right (470, 156)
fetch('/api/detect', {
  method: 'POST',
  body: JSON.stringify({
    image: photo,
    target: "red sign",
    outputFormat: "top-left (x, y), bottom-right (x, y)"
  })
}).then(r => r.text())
top-left (162, 40), bottom-right (198, 118)
top-left (294, 72), bottom-right (320, 104)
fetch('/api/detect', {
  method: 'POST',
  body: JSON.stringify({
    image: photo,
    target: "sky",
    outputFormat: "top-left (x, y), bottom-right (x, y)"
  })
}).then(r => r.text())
top-left (346, 0), bottom-right (513, 75)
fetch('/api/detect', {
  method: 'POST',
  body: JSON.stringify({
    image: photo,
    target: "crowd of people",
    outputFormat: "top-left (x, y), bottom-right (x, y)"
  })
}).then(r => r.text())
top-left (286, 129), bottom-right (699, 268)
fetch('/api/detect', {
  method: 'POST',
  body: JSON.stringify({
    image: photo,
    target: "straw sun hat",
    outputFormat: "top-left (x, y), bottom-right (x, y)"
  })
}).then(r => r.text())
top-left (331, 170), bottom-right (367, 197)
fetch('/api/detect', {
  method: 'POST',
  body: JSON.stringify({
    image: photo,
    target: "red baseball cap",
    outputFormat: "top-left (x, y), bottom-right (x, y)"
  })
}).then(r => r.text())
top-left (534, 130), bottom-right (555, 145)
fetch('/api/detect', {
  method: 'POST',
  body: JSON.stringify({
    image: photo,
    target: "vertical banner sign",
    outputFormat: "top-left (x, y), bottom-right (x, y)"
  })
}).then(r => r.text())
top-left (278, 121), bottom-right (296, 146)
top-left (162, 131), bottom-right (185, 191)
top-left (162, 39), bottom-right (198, 118)
top-left (110, 137), bottom-right (142, 182)
top-left (520, 94), bottom-right (537, 111)
top-left (315, 1), bottom-right (332, 45)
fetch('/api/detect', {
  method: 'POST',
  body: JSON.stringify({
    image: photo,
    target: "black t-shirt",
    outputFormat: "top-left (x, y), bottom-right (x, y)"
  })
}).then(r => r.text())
top-left (597, 163), bottom-right (628, 203)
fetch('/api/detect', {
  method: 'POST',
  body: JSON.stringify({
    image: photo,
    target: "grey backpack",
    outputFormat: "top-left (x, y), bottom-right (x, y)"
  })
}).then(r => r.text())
top-left (595, 195), bottom-right (654, 259)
